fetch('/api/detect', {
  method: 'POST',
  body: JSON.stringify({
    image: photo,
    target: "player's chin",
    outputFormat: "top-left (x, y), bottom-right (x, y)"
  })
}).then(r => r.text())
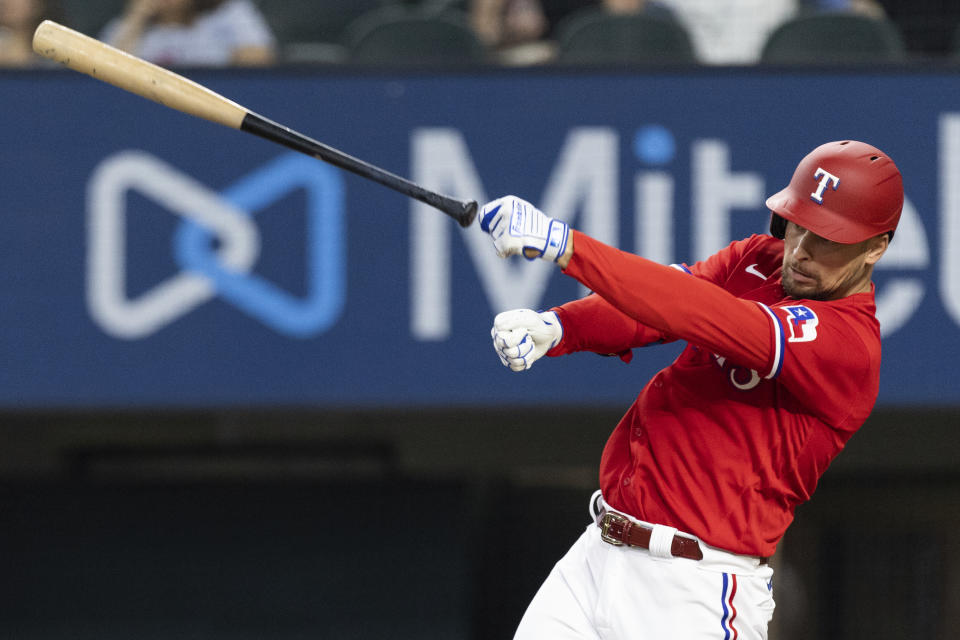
top-left (783, 277), bottom-right (824, 300)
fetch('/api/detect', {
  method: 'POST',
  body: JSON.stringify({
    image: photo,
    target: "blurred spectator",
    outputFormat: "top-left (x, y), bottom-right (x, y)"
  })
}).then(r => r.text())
top-left (601, 0), bottom-right (673, 19)
top-left (100, 0), bottom-right (276, 67)
top-left (807, 0), bottom-right (886, 19)
top-left (470, 0), bottom-right (678, 65)
top-left (0, 0), bottom-right (62, 66)
top-left (655, 0), bottom-right (798, 64)
top-left (470, 0), bottom-right (553, 64)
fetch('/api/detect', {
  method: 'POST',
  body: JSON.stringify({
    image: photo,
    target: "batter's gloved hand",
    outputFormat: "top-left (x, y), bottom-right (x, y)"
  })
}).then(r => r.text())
top-left (491, 309), bottom-right (562, 372)
top-left (478, 196), bottom-right (569, 261)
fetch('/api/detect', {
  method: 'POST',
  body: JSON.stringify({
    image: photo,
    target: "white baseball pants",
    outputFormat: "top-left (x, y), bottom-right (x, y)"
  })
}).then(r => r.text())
top-left (514, 495), bottom-right (776, 640)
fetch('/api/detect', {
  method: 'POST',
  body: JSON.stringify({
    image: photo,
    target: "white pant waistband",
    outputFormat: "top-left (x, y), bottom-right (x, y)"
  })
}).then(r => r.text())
top-left (589, 490), bottom-right (771, 575)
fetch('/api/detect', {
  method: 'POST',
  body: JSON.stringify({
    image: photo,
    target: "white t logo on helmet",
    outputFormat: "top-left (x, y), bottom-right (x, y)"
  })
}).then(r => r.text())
top-left (810, 167), bottom-right (840, 204)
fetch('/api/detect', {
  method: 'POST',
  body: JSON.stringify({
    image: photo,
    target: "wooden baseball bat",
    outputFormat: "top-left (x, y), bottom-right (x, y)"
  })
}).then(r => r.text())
top-left (32, 20), bottom-right (478, 227)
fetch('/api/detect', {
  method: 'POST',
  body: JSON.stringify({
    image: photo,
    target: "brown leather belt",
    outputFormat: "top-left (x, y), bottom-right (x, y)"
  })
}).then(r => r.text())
top-left (597, 507), bottom-right (704, 561)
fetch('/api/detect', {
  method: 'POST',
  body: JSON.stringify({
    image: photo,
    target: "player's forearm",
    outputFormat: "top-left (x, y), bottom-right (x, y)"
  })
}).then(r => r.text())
top-left (560, 231), bottom-right (772, 371)
top-left (476, 201), bottom-right (769, 369)
top-left (549, 294), bottom-right (671, 358)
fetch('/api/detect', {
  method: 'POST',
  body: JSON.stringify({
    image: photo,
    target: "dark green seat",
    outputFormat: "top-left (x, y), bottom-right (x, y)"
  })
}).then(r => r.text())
top-left (256, 0), bottom-right (389, 44)
top-left (346, 6), bottom-right (487, 65)
top-left (950, 21), bottom-right (960, 61)
top-left (59, 0), bottom-right (127, 38)
top-left (255, 0), bottom-right (389, 63)
top-left (760, 12), bottom-right (907, 64)
top-left (556, 9), bottom-right (697, 65)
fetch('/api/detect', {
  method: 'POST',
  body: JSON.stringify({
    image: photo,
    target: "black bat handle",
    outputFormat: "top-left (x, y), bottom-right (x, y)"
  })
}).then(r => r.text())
top-left (241, 113), bottom-right (477, 227)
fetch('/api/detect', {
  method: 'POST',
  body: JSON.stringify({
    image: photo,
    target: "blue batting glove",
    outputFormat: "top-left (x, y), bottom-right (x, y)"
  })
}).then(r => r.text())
top-left (478, 196), bottom-right (569, 261)
top-left (490, 309), bottom-right (563, 372)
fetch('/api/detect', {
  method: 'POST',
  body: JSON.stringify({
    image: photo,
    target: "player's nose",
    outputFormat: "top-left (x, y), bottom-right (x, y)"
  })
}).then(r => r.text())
top-left (791, 229), bottom-right (816, 260)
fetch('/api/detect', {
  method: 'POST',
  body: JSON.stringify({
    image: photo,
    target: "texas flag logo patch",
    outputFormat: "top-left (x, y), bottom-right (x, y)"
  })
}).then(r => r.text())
top-left (784, 305), bottom-right (819, 343)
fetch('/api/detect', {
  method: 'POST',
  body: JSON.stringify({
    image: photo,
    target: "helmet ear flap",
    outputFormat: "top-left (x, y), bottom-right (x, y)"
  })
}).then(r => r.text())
top-left (769, 213), bottom-right (787, 239)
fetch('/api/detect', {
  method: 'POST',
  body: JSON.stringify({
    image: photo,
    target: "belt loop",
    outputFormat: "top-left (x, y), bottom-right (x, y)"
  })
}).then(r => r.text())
top-left (589, 489), bottom-right (604, 523)
top-left (648, 524), bottom-right (678, 559)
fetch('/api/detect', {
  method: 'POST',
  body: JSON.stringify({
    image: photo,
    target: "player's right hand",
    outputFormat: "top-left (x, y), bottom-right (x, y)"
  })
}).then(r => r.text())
top-left (478, 196), bottom-right (569, 261)
top-left (490, 309), bottom-right (562, 371)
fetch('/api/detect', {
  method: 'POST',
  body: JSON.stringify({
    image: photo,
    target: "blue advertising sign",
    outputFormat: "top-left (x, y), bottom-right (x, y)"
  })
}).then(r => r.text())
top-left (0, 68), bottom-right (957, 408)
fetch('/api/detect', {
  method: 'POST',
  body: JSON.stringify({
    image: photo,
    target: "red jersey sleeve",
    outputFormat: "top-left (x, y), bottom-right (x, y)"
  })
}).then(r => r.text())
top-left (548, 235), bottom-right (771, 361)
top-left (560, 231), bottom-right (778, 376)
top-left (765, 298), bottom-right (881, 429)
top-left (679, 234), bottom-right (765, 286)
top-left (547, 293), bottom-right (674, 362)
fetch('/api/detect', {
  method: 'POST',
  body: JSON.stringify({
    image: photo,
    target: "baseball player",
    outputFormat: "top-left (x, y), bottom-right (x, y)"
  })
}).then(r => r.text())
top-left (478, 140), bottom-right (903, 639)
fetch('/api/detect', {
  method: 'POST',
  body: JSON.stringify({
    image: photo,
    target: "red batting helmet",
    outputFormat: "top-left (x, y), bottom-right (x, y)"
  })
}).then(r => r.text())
top-left (766, 140), bottom-right (903, 244)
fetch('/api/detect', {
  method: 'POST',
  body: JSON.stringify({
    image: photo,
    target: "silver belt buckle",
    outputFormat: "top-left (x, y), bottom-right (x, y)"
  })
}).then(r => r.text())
top-left (599, 511), bottom-right (628, 546)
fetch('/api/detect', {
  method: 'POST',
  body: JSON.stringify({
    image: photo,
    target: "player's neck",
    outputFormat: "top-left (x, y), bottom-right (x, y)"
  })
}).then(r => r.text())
top-left (825, 265), bottom-right (875, 300)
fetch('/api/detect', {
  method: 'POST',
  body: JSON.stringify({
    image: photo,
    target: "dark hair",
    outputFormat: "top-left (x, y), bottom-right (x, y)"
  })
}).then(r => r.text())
top-left (769, 212), bottom-right (895, 243)
top-left (769, 213), bottom-right (787, 239)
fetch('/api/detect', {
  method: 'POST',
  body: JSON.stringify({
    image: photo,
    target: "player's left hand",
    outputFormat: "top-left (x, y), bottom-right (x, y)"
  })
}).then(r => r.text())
top-left (491, 308), bottom-right (562, 371)
top-left (478, 196), bottom-right (569, 261)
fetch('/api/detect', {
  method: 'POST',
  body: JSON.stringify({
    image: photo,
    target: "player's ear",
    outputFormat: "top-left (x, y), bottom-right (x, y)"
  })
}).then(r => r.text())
top-left (863, 232), bottom-right (890, 266)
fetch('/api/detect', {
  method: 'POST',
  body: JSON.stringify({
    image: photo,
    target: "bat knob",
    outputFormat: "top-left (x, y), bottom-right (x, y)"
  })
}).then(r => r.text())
top-left (458, 200), bottom-right (478, 228)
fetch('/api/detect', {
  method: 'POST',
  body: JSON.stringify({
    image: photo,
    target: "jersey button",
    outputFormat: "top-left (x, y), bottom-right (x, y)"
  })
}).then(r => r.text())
top-left (623, 477), bottom-right (632, 486)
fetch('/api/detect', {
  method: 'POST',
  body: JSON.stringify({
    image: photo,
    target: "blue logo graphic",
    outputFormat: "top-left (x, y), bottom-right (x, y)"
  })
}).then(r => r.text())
top-left (175, 153), bottom-right (345, 338)
top-left (634, 125), bottom-right (676, 165)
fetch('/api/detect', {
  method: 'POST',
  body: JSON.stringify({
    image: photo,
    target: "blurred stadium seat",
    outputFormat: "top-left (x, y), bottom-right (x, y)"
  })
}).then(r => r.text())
top-left (555, 9), bottom-right (697, 66)
top-left (59, 0), bottom-right (127, 37)
top-left (951, 21), bottom-right (960, 60)
top-left (346, 5), bottom-right (487, 65)
top-left (760, 12), bottom-right (907, 64)
top-left (255, 0), bottom-right (389, 64)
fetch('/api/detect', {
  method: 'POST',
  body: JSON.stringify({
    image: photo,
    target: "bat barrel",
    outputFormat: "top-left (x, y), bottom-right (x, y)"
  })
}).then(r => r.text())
top-left (32, 20), bottom-right (477, 227)
top-left (32, 20), bottom-right (247, 130)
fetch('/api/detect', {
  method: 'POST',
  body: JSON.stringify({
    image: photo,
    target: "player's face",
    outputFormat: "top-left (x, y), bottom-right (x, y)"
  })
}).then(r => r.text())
top-left (781, 221), bottom-right (888, 301)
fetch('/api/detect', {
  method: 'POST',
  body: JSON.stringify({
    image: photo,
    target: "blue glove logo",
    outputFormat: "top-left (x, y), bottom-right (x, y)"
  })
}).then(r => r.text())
top-left (479, 203), bottom-right (501, 233)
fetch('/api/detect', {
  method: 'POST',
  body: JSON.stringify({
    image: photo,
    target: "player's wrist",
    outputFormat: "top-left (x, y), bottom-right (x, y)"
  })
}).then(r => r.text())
top-left (538, 219), bottom-right (569, 262)
top-left (556, 229), bottom-right (574, 269)
top-left (537, 310), bottom-right (563, 349)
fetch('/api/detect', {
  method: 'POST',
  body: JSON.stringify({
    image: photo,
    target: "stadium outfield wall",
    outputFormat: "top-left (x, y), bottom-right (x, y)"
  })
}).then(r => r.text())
top-left (1, 68), bottom-right (957, 408)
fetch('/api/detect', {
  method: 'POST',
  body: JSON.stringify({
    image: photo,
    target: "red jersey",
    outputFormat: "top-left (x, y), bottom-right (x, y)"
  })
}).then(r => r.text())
top-left (550, 231), bottom-right (882, 557)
